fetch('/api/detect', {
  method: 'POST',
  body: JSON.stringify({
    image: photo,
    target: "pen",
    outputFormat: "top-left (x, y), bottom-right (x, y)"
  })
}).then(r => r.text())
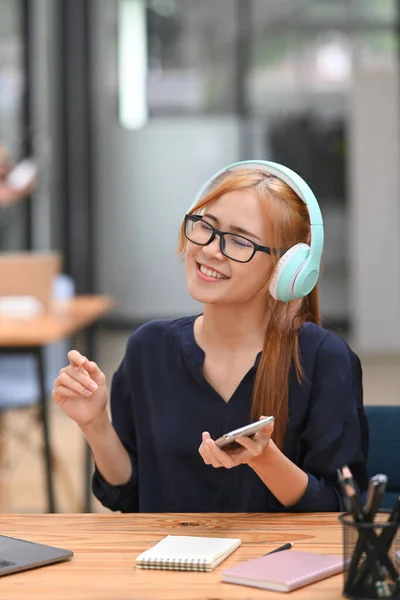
top-left (364, 474), bottom-right (388, 521)
top-left (337, 468), bottom-right (352, 512)
top-left (265, 542), bottom-right (293, 556)
top-left (341, 466), bottom-right (365, 522)
top-left (364, 477), bottom-right (380, 517)
top-left (388, 495), bottom-right (400, 524)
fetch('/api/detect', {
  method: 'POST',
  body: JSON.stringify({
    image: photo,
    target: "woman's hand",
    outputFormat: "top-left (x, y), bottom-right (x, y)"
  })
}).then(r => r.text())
top-left (52, 350), bottom-right (108, 429)
top-left (198, 416), bottom-right (274, 469)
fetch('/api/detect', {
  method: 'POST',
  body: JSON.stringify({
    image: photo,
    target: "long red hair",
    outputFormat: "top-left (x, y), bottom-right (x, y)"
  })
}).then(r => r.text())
top-left (178, 169), bottom-right (321, 450)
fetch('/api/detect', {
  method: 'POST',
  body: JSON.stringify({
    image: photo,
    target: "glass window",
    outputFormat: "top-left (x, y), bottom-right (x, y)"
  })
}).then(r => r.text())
top-left (0, 0), bottom-right (26, 250)
top-left (350, 0), bottom-right (396, 22)
top-left (355, 31), bottom-right (398, 69)
top-left (146, 0), bottom-right (237, 114)
top-left (0, 0), bottom-right (23, 155)
top-left (247, 0), bottom-right (397, 326)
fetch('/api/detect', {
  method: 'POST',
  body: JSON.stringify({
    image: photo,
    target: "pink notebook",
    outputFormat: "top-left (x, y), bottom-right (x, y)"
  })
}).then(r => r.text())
top-left (221, 550), bottom-right (345, 592)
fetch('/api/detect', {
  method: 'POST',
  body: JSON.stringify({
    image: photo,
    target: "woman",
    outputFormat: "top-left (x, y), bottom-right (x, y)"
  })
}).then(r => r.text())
top-left (52, 160), bottom-right (368, 513)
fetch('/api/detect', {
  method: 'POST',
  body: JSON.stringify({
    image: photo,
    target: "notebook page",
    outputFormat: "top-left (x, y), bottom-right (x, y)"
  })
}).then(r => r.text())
top-left (136, 535), bottom-right (241, 565)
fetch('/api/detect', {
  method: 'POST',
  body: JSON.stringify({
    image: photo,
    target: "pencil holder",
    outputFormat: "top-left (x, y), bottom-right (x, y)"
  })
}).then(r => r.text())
top-left (339, 511), bottom-right (400, 600)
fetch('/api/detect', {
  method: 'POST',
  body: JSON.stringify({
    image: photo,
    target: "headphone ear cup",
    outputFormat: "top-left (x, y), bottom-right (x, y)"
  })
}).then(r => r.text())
top-left (269, 243), bottom-right (310, 302)
top-left (292, 264), bottom-right (320, 300)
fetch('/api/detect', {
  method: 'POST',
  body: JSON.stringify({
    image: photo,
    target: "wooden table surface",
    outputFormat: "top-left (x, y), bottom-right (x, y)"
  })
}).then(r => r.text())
top-left (0, 513), bottom-right (347, 600)
top-left (0, 296), bottom-right (115, 346)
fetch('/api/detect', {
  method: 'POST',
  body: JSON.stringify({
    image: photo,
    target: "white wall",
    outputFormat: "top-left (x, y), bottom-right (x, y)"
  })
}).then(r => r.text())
top-left (348, 65), bottom-right (400, 353)
top-left (93, 119), bottom-right (241, 320)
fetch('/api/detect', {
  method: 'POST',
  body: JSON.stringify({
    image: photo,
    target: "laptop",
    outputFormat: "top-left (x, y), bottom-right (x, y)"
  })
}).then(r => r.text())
top-left (0, 252), bottom-right (61, 312)
top-left (0, 534), bottom-right (73, 576)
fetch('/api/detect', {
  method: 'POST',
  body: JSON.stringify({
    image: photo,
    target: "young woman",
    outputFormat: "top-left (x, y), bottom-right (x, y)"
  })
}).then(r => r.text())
top-left (52, 160), bottom-right (368, 513)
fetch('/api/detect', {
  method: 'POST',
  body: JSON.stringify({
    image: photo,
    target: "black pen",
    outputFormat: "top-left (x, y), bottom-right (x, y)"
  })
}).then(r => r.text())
top-left (338, 466), bottom-right (365, 589)
top-left (388, 495), bottom-right (400, 524)
top-left (265, 542), bottom-right (294, 556)
top-left (357, 472), bottom-right (388, 583)
top-left (364, 474), bottom-right (388, 522)
top-left (337, 468), bottom-right (352, 512)
top-left (341, 466), bottom-right (365, 522)
top-left (349, 474), bottom-right (383, 589)
top-left (364, 477), bottom-right (380, 517)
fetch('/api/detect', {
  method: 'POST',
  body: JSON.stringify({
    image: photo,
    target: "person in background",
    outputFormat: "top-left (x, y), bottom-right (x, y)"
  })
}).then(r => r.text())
top-left (0, 141), bottom-right (37, 207)
top-left (52, 160), bottom-right (368, 513)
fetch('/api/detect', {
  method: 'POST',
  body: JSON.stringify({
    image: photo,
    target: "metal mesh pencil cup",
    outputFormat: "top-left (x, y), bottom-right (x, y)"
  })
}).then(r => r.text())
top-left (339, 510), bottom-right (400, 600)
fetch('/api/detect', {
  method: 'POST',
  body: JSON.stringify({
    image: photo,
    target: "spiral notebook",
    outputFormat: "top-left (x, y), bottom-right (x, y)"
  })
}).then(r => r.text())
top-left (136, 535), bottom-right (241, 572)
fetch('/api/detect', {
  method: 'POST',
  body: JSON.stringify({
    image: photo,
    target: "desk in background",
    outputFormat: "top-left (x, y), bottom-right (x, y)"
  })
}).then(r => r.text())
top-left (0, 296), bottom-right (115, 513)
top-left (0, 512), bottom-right (346, 600)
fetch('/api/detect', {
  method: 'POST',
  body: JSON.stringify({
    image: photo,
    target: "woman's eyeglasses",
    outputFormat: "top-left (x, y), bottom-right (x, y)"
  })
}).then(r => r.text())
top-left (184, 214), bottom-right (281, 263)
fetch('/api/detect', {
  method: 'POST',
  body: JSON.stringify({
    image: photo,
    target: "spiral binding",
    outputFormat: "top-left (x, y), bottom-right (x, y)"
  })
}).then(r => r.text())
top-left (137, 556), bottom-right (210, 571)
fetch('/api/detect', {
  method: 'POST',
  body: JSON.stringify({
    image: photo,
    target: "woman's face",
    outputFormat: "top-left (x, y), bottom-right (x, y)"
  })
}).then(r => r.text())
top-left (185, 188), bottom-right (274, 307)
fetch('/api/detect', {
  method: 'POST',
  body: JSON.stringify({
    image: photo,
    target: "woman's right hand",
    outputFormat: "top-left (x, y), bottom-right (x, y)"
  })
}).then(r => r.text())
top-left (52, 350), bottom-right (108, 429)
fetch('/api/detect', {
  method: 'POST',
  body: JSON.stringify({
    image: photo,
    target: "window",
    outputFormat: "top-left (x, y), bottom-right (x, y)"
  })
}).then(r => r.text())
top-left (146, 0), bottom-right (237, 115)
top-left (0, 0), bottom-right (26, 251)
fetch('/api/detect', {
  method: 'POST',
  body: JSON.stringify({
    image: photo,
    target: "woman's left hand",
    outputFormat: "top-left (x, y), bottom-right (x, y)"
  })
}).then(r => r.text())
top-left (198, 416), bottom-right (274, 469)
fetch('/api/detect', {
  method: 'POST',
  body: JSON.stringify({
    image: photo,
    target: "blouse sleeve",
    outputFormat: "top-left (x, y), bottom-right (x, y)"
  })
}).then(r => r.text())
top-left (91, 356), bottom-right (139, 512)
top-left (273, 333), bottom-right (368, 512)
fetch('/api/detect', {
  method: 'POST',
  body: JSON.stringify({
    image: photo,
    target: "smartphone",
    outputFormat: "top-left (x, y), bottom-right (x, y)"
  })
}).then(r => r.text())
top-left (215, 416), bottom-right (275, 450)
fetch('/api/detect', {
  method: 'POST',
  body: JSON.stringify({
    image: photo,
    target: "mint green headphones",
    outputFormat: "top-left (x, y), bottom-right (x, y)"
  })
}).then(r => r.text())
top-left (190, 160), bottom-right (324, 302)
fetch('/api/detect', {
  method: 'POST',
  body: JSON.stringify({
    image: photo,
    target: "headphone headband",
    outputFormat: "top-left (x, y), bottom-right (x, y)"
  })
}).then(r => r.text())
top-left (189, 160), bottom-right (324, 301)
top-left (190, 159), bottom-right (323, 269)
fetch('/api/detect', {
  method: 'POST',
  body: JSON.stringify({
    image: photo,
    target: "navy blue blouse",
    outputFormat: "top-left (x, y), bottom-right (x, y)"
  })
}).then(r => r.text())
top-left (92, 316), bottom-right (368, 512)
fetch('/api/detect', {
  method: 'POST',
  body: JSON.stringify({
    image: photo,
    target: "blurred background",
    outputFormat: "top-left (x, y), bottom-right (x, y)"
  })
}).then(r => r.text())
top-left (0, 0), bottom-right (399, 513)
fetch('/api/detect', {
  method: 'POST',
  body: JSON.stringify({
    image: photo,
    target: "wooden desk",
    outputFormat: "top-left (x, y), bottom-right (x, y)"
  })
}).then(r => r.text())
top-left (0, 296), bottom-right (114, 346)
top-left (0, 296), bottom-right (115, 513)
top-left (0, 513), bottom-right (346, 600)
